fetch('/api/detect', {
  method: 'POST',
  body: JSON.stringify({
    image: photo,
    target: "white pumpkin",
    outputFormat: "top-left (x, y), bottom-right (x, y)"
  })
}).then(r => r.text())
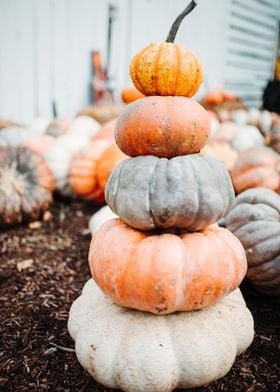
top-left (232, 109), bottom-right (249, 125)
top-left (68, 279), bottom-right (254, 392)
top-left (28, 117), bottom-right (51, 135)
top-left (89, 205), bottom-right (118, 235)
top-left (44, 134), bottom-right (90, 195)
top-left (232, 125), bottom-right (264, 152)
top-left (68, 115), bottom-right (100, 138)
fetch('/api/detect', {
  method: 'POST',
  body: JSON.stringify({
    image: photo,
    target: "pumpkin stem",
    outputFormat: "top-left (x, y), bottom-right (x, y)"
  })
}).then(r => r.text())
top-left (166, 0), bottom-right (198, 43)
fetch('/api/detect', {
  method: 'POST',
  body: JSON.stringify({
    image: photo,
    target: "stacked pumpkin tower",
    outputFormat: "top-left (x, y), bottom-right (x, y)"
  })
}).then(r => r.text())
top-left (68, 2), bottom-right (254, 391)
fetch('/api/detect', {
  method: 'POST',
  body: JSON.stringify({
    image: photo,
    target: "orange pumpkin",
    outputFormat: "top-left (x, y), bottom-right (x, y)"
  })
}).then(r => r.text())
top-left (89, 219), bottom-right (247, 314)
top-left (121, 87), bottom-right (144, 104)
top-left (93, 118), bottom-right (117, 143)
top-left (200, 142), bottom-right (238, 171)
top-left (24, 134), bottom-right (55, 155)
top-left (130, 2), bottom-right (202, 97)
top-left (231, 147), bottom-right (280, 194)
top-left (69, 140), bottom-right (127, 202)
top-left (115, 96), bottom-right (210, 158)
top-left (204, 91), bottom-right (224, 106)
top-left (96, 144), bottom-right (128, 190)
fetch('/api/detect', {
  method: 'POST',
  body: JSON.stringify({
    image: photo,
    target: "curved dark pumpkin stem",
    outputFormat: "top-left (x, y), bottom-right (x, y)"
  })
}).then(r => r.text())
top-left (166, 0), bottom-right (198, 43)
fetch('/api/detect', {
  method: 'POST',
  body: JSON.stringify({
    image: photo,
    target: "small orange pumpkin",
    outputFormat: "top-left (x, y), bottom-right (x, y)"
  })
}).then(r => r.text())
top-left (89, 219), bottom-right (247, 314)
top-left (130, 1), bottom-right (202, 97)
top-left (69, 140), bottom-right (127, 202)
top-left (24, 134), bottom-right (55, 155)
top-left (121, 87), bottom-right (144, 104)
top-left (115, 96), bottom-right (210, 158)
top-left (230, 147), bottom-right (280, 194)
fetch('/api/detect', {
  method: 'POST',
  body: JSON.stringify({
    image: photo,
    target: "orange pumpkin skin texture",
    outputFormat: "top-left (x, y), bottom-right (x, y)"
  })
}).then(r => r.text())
top-left (69, 139), bottom-right (112, 202)
top-left (95, 144), bottom-right (128, 191)
top-left (89, 219), bottom-right (247, 314)
top-left (130, 42), bottom-right (203, 98)
top-left (121, 86), bottom-right (145, 104)
top-left (115, 96), bottom-right (210, 158)
top-left (69, 141), bottom-right (127, 202)
top-left (231, 147), bottom-right (280, 194)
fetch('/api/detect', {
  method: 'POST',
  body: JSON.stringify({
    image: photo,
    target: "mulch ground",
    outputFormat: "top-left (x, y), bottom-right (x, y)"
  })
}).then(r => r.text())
top-left (0, 198), bottom-right (279, 392)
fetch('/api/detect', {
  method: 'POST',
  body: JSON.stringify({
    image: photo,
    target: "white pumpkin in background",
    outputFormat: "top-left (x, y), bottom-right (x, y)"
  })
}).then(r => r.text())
top-left (46, 118), bottom-right (70, 137)
top-left (248, 108), bottom-right (261, 127)
top-left (68, 279), bottom-right (254, 392)
top-left (88, 205), bottom-right (118, 235)
top-left (44, 134), bottom-right (90, 196)
top-left (28, 117), bottom-right (51, 135)
top-left (232, 109), bottom-right (249, 125)
top-left (0, 127), bottom-right (38, 146)
top-left (232, 125), bottom-right (264, 152)
top-left (68, 115), bottom-right (100, 138)
top-left (259, 110), bottom-right (272, 135)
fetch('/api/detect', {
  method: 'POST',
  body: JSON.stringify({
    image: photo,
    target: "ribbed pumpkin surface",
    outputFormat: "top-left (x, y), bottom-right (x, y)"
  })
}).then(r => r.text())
top-left (89, 220), bottom-right (247, 314)
top-left (130, 42), bottom-right (202, 97)
top-left (105, 155), bottom-right (234, 231)
top-left (226, 187), bottom-right (280, 295)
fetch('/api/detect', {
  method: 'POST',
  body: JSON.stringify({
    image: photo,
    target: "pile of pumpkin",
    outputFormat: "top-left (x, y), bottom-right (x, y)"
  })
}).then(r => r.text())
top-left (68, 2), bottom-right (255, 391)
top-left (0, 108), bottom-right (131, 227)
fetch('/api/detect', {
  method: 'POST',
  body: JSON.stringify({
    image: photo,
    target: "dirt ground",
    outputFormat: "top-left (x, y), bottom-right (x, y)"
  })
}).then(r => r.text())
top-left (0, 198), bottom-right (279, 392)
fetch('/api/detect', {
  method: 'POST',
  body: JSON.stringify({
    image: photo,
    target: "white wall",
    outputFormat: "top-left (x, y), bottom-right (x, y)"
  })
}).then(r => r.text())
top-left (0, 0), bottom-right (279, 123)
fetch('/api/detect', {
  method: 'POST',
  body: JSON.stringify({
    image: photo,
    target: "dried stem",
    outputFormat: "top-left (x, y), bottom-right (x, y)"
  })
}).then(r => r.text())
top-left (166, 0), bottom-right (198, 43)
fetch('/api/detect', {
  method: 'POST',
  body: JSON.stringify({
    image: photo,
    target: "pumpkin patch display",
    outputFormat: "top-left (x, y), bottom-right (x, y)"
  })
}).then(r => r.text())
top-left (226, 188), bottom-right (280, 295)
top-left (0, 146), bottom-right (54, 227)
top-left (69, 2), bottom-right (253, 390)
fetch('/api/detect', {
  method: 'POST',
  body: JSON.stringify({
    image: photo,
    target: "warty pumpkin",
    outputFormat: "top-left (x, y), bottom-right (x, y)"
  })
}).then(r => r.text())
top-left (226, 188), bottom-right (280, 295)
top-left (89, 219), bottom-right (247, 314)
top-left (230, 147), bottom-right (279, 194)
top-left (0, 146), bottom-right (54, 226)
top-left (68, 279), bottom-right (253, 391)
top-left (115, 96), bottom-right (210, 158)
top-left (130, 1), bottom-right (202, 97)
top-left (121, 86), bottom-right (144, 104)
top-left (105, 154), bottom-right (234, 231)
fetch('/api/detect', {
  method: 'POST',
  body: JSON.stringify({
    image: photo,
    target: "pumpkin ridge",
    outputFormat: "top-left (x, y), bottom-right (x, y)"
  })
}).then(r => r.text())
top-left (132, 45), bottom-right (153, 94)
top-left (172, 45), bottom-right (181, 95)
top-left (190, 50), bottom-right (203, 97)
top-left (153, 44), bottom-right (164, 93)
top-left (148, 157), bottom-right (162, 227)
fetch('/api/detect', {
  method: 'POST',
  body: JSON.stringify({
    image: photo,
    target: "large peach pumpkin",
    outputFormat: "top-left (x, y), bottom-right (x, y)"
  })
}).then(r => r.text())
top-left (115, 96), bottom-right (210, 158)
top-left (89, 219), bottom-right (247, 314)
